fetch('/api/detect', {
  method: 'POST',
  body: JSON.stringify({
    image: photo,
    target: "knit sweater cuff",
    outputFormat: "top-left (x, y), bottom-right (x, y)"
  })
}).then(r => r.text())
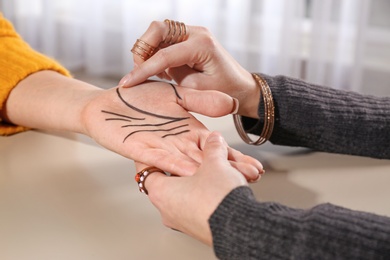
top-left (209, 186), bottom-right (258, 259)
top-left (0, 17), bottom-right (70, 135)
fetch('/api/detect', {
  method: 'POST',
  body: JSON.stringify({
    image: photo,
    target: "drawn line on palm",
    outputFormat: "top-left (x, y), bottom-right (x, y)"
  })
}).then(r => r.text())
top-left (102, 84), bottom-right (190, 142)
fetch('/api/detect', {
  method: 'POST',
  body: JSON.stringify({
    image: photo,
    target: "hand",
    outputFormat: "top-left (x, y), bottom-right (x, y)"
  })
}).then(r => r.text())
top-left (4, 71), bottom-right (261, 178)
top-left (135, 132), bottom-right (255, 245)
top-left (119, 21), bottom-right (260, 118)
top-left (82, 81), bottom-right (263, 178)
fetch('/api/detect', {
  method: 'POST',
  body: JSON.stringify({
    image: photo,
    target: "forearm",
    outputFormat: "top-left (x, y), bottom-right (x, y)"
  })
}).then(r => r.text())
top-left (2, 70), bottom-right (103, 134)
top-left (210, 187), bottom-right (390, 259)
top-left (243, 74), bottom-right (390, 159)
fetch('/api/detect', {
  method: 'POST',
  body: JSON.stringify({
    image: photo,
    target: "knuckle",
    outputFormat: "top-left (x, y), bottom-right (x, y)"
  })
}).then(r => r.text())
top-left (147, 20), bottom-right (169, 43)
top-left (196, 27), bottom-right (217, 47)
top-left (149, 20), bottom-right (166, 33)
top-left (197, 26), bottom-right (211, 35)
top-left (201, 34), bottom-right (217, 49)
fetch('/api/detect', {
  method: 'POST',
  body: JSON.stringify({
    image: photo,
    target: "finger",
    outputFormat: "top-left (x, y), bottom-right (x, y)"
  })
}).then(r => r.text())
top-left (177, 87), bottom-right (239, 117)
top-left (229, 161), bottom-right (261, 183)
top-left (198, 133), bottom-right (261, 182)
top-left (120, 21), bottom-right (171, 87)
top-left (202, 132), bottom-right (229, 163)
top-left (134, 161), bottom-right (168, 197)
top-left (132, 21), bottom-right (169, 66)
top-left (140, 21), bottom-right (168, 47)
top-left (177, 141), bottom-right (203, 166)
top-left (134, 20), bottom-right (193, 66)
top-left (120, 41), bottom-right (199, 87)
top-left (141, 149), bottom-right (199, 176)
top-left (227, 146), bottom-right (264, 174)
top-left (160, 71), bottom-right (172, 81)
top-left (166, 65), bottom-right (202, 87)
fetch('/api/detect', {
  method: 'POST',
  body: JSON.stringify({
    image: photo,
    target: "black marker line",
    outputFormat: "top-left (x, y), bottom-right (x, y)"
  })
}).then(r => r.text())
top-left (170, 83), bottom-right (182, 100)
top-left (121, 117), bottom-right (187, 128)
top-left (105, 118), bottom-right (132, 122)
top-left (162, 130), bottom-right (190, 138)
top-left (123, 124), bottom-right (189, 142)
top-left (116, 88), bottom-right (189, 121)
top-left (101, 110), bottom-right (145, 120)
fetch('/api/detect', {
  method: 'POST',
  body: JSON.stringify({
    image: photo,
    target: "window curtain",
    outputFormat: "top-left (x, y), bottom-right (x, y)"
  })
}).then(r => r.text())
top-left (1, 0), bottom-right (388, 92)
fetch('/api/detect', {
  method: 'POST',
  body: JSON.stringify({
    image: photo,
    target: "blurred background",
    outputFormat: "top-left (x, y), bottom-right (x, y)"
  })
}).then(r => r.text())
top-left (1, 0), bottom-right (389, 95)
top-left (1, 3), bottom-right (390, 259)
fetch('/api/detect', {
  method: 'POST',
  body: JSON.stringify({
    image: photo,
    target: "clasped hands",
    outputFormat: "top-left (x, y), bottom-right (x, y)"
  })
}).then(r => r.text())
top-left (82, 80), bottom-right (263, 181)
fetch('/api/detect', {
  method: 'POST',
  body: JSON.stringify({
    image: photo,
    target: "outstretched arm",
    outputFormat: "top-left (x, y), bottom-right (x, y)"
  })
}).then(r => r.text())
top-left (2, 71), bottom-right (263, 178)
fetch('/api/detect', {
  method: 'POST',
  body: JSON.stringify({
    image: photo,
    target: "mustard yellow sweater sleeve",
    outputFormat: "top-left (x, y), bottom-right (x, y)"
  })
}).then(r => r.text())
top-left (0, 14), bottom-right (71, 135)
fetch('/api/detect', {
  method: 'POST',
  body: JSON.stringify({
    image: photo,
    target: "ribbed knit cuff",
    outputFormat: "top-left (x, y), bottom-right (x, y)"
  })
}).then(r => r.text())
top-left (209, 186), bottom-right (258, 259)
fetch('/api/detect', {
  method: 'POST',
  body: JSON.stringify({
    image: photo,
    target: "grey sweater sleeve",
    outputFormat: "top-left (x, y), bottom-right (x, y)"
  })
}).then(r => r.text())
top-left (209, 187), bottom-right (390, 259)
top-left (242, 74), bottom-right (390, 159)
top-left (208, 75), bottom-right (390, 259)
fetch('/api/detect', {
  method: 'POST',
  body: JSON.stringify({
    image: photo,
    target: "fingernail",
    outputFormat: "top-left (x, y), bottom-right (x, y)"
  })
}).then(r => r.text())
top-left (249, 169), bottom-right (265, 183)
top-left (230, 98), bottom-right (239, 114)
top-left (249, 168), bottom-right (265, 183)
top-left (249, 173), bottom-right (261, 183)
top-left (119, 74), bottom-right (131, 87)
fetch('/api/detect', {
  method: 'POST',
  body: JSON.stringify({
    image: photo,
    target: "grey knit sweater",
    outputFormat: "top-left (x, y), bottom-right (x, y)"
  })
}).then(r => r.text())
top-left (209, 75), bottom-right (390, 259)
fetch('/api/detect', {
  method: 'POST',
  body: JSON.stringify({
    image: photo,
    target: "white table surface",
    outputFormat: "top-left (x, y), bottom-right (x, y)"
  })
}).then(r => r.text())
top-left (1, 114), bottom-right (390, 260)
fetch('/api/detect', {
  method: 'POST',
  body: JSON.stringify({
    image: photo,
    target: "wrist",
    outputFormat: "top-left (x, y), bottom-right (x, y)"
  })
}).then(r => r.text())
top-left (236, 72), bottom-right (260, 119)
top-left (74, 87), bottom-right (104, 135)
top-left (4, 71), bottom-right (103, 135)
top-left (233, 73), bottom-right (275, 145)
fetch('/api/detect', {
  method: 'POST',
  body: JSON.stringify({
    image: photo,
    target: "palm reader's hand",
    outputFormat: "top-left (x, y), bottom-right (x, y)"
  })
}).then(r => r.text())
top-left (82, 81), bottom-right (263, 178)
top-left (119, 20), bottom-right (260, 118)
top-left (135, 132), bottom-right (253, 245)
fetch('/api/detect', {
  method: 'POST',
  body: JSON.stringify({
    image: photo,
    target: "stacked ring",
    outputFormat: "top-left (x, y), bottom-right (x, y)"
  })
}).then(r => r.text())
top-left (163, 19), bottom-right (187, 45)
top-left (131, 39), bottom-right (157, 60)
top-left (135, 166), bottom-right (165, 195)
top-left (131, 19), bottom-right (187, 60)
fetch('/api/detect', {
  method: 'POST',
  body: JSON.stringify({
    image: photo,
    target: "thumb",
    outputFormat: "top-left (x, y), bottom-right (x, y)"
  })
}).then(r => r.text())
top-left (178, 88), bottom-right (239, 117)
top-left (202, 132), bottom-right (229, 163)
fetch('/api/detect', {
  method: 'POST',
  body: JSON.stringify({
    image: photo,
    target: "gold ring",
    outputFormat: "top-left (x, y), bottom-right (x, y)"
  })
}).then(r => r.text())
top-left (131, 39), bottom-right (157, 60)
top-left (163, 19), bottom-right (188, 45)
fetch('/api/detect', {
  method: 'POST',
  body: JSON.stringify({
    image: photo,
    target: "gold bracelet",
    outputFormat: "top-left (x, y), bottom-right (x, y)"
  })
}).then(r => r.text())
top-left (233, 73), bottom-right (275, 145)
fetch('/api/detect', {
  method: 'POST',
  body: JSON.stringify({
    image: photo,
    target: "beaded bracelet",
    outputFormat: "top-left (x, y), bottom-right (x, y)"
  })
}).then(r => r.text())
top-left (233, 73), bottom-right (275, 145)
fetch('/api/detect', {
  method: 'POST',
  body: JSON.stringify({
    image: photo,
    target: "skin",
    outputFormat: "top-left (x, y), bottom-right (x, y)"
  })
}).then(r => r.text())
top-left (119, 21), bottom-right (261, 119)
top-left (135, 132), bottom-right (249, 246)
top-left (121, 21), bottom-right (267, 246)
top-left (2, 70), bottom-right (263, 178)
